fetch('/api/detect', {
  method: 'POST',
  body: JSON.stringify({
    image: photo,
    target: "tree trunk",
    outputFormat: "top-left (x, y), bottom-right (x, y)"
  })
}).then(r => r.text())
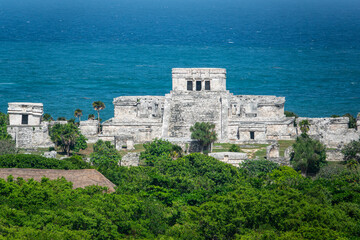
top-left (66, 144), bottom-right (70, 156)
top-left (97, 111), bottom-right (100, 133)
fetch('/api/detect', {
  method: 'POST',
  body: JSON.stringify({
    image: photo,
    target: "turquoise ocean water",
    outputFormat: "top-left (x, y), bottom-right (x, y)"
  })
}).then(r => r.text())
top-left (0, 0), bottom-right (359, 120)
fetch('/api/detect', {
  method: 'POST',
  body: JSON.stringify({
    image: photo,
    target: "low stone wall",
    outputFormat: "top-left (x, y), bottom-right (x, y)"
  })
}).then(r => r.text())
top-left (7, 124), bottom-right (54, 149)
top-left (209, 152), bottom-right (248, 167)
top-left (79, 120), bottom-right (98, 138)
top-left (114, 135), bottom-right (135, 151)
top-left (163, 138), bottom-right (202, 154)
top-left (266, 143), bottom-right (280, 159)
top-left (296, 117), bottom-right (360, 148)
top-left (121, 152), bottom-right (140, 166)
top-left (326, 149), bottom-right (344, 162)
top-left (268, 157), bottom-right (290, 166)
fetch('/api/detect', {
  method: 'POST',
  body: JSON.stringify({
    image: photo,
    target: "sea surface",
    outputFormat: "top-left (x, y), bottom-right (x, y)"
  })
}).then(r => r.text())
top-left (0, 0), bottom-right (359, 120)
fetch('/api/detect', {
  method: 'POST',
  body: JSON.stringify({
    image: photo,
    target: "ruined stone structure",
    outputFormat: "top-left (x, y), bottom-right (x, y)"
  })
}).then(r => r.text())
top-left (209, 152), bottom-right (248, 167)
top-left (296, 117), bottom-right (360, 148)
top-left (101, 68), bottom-right (297, 145)
top-left (7, 102), bottom-right (53, 148)
top-left (6, 68), bottom-right (359, 163)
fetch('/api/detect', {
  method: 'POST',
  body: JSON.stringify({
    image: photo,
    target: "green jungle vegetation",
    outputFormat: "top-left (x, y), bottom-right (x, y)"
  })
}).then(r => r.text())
top-left (1, 112), bottom-right (360, 239)
top-left (1, 139), bottom-right (360, 239)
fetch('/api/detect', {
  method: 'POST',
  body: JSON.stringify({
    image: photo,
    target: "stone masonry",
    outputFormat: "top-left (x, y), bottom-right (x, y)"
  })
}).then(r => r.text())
top-left (7, 102), bottom-right (54, 149)
top-left (7, 68), bottom-right (360, 156)
top-left (101, 68), bottom-right (297, 145)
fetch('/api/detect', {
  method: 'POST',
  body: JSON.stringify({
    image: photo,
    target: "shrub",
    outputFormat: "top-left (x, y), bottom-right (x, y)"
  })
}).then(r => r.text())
top-left (0, 112), bottom-right (11, 140)
top-left (229, 144), bottom-right (241, 152)
top-left (239, 159), bottom-right (279, 178)
top-left (0, 154), bottom-right (89, 169)
top-left (0, 139), bottom-right (17, 155)
top-left (342, 139), bottom-right (360, 163)
top-left (291, 134), bottom-right (327, 176)
top-left (140, 139), bottom-right (182, 166)
top-left (90, 140), bottom-right (121, 168)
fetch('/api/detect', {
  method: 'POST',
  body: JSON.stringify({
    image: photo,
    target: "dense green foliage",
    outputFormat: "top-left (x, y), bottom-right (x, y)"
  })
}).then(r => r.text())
top-left (49, 123), bottom-right (87, 156)
top-left (0, 154), bottom-right (91, 169)
top-left (291, 134), bottom-right (327, 176)
top-left (342, 139), bottom-right (360, 164)
top-left (42, 113), bottom-right (53, 121)
top-left (190, 122), bottom-right (217, 152)
top-left (284, 111), bottom-right (298, 118)
top-left (90, 140), bottom-right (121, 168)
top-left (0, 140), bottom-right (17, 155)
top-left (74, 108), bottom-right (83, 122)
top-left (140, 138), bottom-right (182, 166)
top-left (1, 138), bottom-right (360, 239)
top-left (343, 113), bottom-right (357, 129)
top-left (0, 112), bottom-right (11, 140)
top-left (299, 119), bottom-right (310, 134)
top-left (229, 144), bottom-right (241, 152)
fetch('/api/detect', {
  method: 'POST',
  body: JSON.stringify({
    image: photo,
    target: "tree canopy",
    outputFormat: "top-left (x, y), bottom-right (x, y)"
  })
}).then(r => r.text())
top-left (190, 122), bottom-right (217, 152)
top-left (90, 140), bottom-right (121, 168)
top-left (49, 123), bottom-right (87, 156)
top-left (74, 108), bottom-right (83, 122)
top-left (92, 101), bottom-right (105, 133)
top-left (0, 112), bottom-right (11, 140)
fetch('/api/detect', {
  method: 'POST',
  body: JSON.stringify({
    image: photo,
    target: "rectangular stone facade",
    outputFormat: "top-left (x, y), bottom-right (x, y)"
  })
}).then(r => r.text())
top-left (102, 68), bottom-right (295, 144)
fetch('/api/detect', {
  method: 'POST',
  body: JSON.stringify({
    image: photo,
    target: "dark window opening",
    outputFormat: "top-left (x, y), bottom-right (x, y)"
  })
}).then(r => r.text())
top-left (187, 81), bottom-right (193, 91)
top-left (22, 114), bottom-right (28, 125)
top-left (196, 81), bottom-right (201, 91)
top-left (205, 81), bottom-right (210, 90)
top-left (250, 131), bottom-right (255, 140)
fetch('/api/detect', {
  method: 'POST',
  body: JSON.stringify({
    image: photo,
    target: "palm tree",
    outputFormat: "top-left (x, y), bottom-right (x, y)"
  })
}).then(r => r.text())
top-left (88, 114), bottom-right (95, 120)
top-left (74, 109), bottom-right (83, 123)
top-left (92, 101), bottom-right (105, 133)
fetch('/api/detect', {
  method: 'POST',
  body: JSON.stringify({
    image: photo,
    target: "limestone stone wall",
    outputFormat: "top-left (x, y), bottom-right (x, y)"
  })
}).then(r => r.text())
top-left (7, 102), bottom-right (54, 149)
top-left (7, 123), bottom-right (54, 149)
top-left (172, 68), bottom-right (226, 92)
top-left (209, 152), bottom-right (248, 167)
top-left (113, 96), bottom-right (165, 121)
top-left (297, 117), bottom-right (360, 148)
top-left (162, 91), bottom-right (230, 140)
top-left (266, 143), bottom-right (280, 159)
top-left (163, 138), bottom-right (202, 154)
top-left (114, 135), bottom-right (134, 151)
top-left (326, 149), bottom-right (344, 162)
top-left (121, 153), bottom-right (140, 166)
top-left (79, 120), bottom-right (98, 136)
top-left (8, 102), bottom-right (43, 126)
top-left (229, 95), bottom-right (285, 120)
top-left (266, 119), bottom-right (297, 140)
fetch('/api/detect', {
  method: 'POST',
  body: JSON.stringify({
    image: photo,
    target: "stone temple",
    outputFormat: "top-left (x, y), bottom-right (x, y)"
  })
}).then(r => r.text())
top-left (100, 68), bottom-right (297, 145)
top-left (7, 68), bottom-right (360, 156)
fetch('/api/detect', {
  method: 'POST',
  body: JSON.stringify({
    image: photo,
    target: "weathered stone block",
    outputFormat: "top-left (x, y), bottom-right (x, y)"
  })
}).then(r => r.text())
top-left (121, 152), bottom-right (140, 166)
top-left (43, 151), bottom-right (57, 159)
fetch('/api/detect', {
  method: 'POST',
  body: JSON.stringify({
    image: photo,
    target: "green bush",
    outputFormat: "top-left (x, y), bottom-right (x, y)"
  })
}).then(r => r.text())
top-left (0, 139), bottom-right (17, 155)
top-left (342, 139), bottom-right (360, 163)
top-left (0, 154), bottom-right (90, 170)
top-left (229, 144), bottom-right (241, 152)
top-left (140, 139), bottom-right (182, 166)
top-left (90, 140), bottom-right (121, 168)
top-left (291, 134), bottom-right (327, 176)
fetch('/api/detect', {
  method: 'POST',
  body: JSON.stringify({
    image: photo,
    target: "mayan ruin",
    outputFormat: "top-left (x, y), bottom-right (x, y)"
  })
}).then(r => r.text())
top-left (6, 68), bottom-right (360, 162)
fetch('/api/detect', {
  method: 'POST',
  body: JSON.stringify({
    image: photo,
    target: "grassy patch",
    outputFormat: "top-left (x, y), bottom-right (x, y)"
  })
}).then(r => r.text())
top-left (278, 140), bottom-right (295, 157)
top-left (253, 148), bottom-right (267, 160)
top-left (213, 143), bottom-right (244, 153)
top-left (119, 144), bottom-right (145, 157)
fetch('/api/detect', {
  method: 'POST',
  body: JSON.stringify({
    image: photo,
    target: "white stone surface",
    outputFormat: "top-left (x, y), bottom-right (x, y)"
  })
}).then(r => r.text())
top-left (209, 152), bottom-right (248, 167)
